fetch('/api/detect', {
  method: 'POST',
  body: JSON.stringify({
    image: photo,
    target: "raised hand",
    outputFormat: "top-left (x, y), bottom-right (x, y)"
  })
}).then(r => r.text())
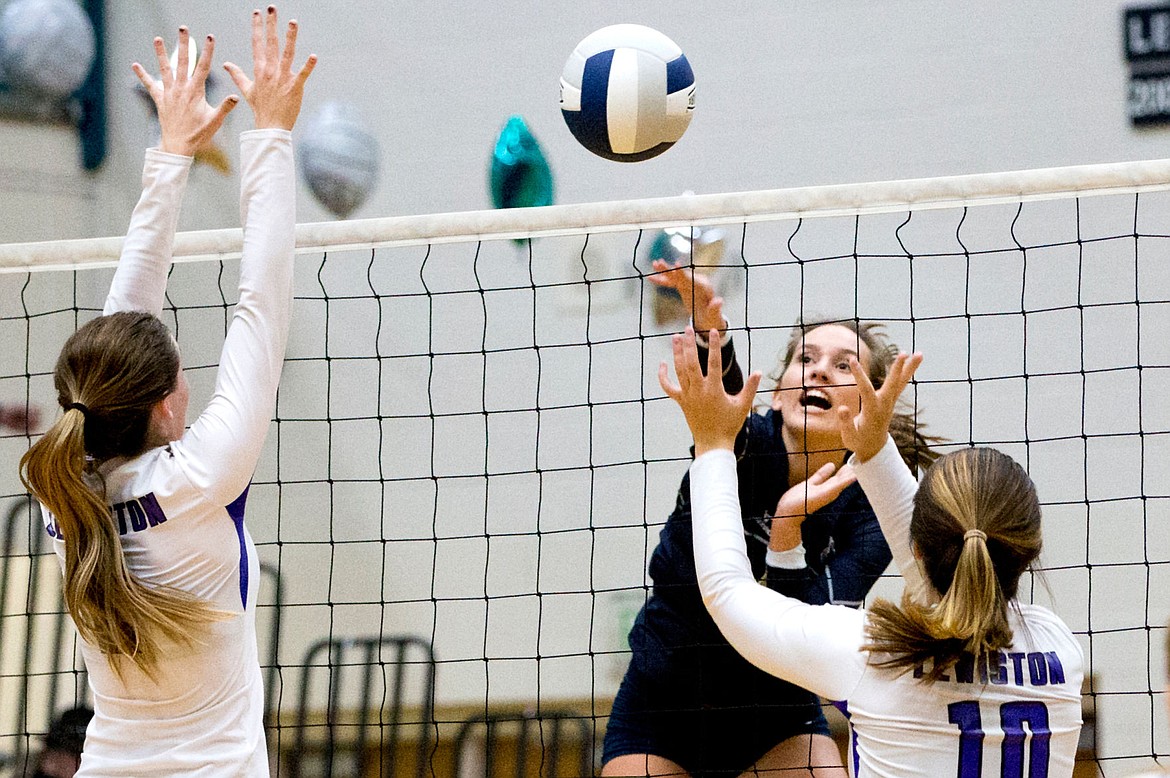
top-left (659, 326), bottom-right (762, 456)
top-left (769, 461), bottom-right (856, 551)
top-left (223, 6), bottom-right (317, 131)
top-left (835, 352), bottom-right (923, 462)
top-left (648, 259), bottom-right (725, 334)
top-left (132, 27), bottom-right (239, 157)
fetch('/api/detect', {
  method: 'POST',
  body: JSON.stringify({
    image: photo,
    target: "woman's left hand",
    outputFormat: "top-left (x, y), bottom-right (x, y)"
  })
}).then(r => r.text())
top-left (835, 352), bottom-right (922, 463)
top-left (769, 461), bottom-right (856, 551)
top-left (659, 326), bottom-right (761, 456)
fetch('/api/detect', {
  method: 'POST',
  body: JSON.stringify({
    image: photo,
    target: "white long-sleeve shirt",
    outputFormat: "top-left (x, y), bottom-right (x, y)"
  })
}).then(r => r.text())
top-left (691, 438), bottom-right (1084, 778)
top-left (42, 129), bottom-right (295, 778)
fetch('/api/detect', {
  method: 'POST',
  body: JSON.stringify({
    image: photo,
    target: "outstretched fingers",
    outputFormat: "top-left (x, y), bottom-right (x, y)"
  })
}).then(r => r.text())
top-left (838, 351), bottom-right (924, 462)
top-left (848, 356), bottom-right (878, 408)
top-left (152, 36), bottom-right (172, 89)
top-left (835, 403), bottom-right (860, 447)
top-left (174, 26), bottom-right (190, 83)
top-left (658, 330), bottom-right (702, 402)
top-left (223, 60), bottom-right (252, 94)
top-left (660, 327), bottom-right (761, 455)
top-left (703, 326), bottom-right (723, 379)
top-left (885, 352), bottom-right (923, 400)
top-left (250, 8), bottom-right (264, 66)
top-left (212, 93), bottom-right (241, 123)
top-left (674, 328), bottom-right (703, 392)
top-left (647, 259), bottom-right (685, 289)
top-left (265, 5), bottom-right (280, 64)
top-left (294, 50), bottom-right (318, 87)
top-left (141, 24), bottom-right (241, 157)
top-left (657, 360), bottom-right (681, 402)
top-left (280, 16), bottom-right (298, 73)
top-left (193, 34), bottom-right (216, 83)
top-left (131, 61), bottom-right (156, 94)
top-left (229, 5), bottom-right (315, 130)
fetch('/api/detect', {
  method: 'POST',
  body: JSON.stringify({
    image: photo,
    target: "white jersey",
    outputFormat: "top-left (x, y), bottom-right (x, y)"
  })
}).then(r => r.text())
top-left (40, 130), bottom-right (296, 777)
top-left (690, 437), bottom-right (1084, 778)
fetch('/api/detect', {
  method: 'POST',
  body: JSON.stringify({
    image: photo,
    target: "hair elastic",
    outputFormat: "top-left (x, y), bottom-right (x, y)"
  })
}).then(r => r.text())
top-left (66, 402), bottom-right (90, 416)
top-left (964, 528), bottom-right (987, 541)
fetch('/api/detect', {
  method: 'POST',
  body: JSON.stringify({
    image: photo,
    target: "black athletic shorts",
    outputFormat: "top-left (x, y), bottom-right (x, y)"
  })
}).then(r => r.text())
top-left (602, 615), bottom-right (831, 778)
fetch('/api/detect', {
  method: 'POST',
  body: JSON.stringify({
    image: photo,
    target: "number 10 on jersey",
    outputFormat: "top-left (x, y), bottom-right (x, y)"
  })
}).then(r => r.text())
top-left (949, 700), bottom-right (1051, 778)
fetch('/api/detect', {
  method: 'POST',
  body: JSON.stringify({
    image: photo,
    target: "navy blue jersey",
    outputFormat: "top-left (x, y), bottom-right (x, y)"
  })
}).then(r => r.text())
top-left (632, 334), bottom-right (892, 670)
top-left (606, 335), bottom-right (896, 775)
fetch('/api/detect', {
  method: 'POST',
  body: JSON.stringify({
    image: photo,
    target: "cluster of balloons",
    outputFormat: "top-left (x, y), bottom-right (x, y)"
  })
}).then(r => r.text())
top-left (294, 23), bottom-right (693, 221)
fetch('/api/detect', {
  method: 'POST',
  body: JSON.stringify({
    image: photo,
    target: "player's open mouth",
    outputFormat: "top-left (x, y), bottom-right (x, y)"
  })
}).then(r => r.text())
top-left (799, 389), bottom-right (832, 411)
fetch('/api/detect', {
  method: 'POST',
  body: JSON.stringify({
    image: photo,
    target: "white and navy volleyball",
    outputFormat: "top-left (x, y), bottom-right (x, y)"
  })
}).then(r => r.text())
top-left (560, 24), bottom-right (695, 162)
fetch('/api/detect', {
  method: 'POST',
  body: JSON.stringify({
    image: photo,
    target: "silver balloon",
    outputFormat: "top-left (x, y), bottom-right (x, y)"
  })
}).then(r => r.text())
top-left (644, 223), bottom-right (727, 326)
top-left (0, 0), bottom-right (95, 98)
top-left (297, 103), bottom-right (380, 219)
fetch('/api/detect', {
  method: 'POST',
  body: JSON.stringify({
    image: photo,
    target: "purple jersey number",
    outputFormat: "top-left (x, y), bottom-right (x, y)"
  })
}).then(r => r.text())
top-left (948, 700), bottom-right (1051, 778)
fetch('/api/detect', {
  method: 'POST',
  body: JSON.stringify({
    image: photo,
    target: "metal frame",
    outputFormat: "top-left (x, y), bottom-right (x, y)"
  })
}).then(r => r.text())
top-left (289, 634), bottom-right (436, 778)
top-left (452, 708), bottom-right (593, 778)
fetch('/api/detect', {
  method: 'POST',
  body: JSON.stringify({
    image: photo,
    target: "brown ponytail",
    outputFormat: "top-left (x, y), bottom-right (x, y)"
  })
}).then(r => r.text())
top-left (20, 312), bottom-right (225, 677)
top-left (863, 447), bottom-right (1042, 681)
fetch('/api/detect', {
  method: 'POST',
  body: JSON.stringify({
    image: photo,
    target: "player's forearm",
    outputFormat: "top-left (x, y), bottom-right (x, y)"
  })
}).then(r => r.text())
top-left (691, 449), bottom-right (864, 701)
top-left (104, 149), bottom-right (193, 316)
top-left (853, 435), bottom-right (932, 604)
top-left (184, 131), bottom-right (295, 503)
top-left (233, 129), bottom-right (296, 371)
top-left (768, 514), bottom-right (803, 552)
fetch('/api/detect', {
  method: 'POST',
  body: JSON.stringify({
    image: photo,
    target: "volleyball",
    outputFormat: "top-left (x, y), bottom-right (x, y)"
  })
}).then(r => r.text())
top-left (559, 24), bottom-right (694, 162)
top-left (0, 0), bottom-right (95, 99)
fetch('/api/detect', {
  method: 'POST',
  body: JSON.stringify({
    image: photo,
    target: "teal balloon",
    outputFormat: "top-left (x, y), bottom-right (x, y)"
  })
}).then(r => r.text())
top-left (490, 115), bottom-right (553, 211)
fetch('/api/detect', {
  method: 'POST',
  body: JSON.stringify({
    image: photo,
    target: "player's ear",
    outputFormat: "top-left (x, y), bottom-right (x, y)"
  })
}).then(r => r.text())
top-left (146, 394), bottom-right (178, 443)
top-left (770, 387), bottom-right (783, 412)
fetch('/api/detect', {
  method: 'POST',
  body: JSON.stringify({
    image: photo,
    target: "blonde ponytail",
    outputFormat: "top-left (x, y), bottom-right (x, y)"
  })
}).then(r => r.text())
top-left (21, 312), bottom-right (226, 677)
top-left (864, 447), bottom-right (1041, 682)
top-left (930, 530), bottom-right (1011, 650)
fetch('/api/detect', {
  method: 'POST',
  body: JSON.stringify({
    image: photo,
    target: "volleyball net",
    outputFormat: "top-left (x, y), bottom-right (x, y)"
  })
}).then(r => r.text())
top-left (1, 159), bottom-right (1168, 776)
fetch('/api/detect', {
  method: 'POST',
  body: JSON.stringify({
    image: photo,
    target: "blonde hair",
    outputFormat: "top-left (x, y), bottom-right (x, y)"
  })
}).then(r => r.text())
top-left (777, 318), bottom-right (941, 474)
top-left (863, 447), bottom-right (1042, 682)
top-left (20, 312), bottom-right (224, 676)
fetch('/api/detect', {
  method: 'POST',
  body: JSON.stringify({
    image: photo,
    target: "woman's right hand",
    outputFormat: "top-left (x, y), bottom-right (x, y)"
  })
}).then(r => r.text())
top-left (649, 259), bottom-right (725, 335)
top-left (835, 352), bottom-right (922, 463)
top-left (132, 27), bottom-right (240, 157)
top-left (223, 6), bottom-right (317, 131)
